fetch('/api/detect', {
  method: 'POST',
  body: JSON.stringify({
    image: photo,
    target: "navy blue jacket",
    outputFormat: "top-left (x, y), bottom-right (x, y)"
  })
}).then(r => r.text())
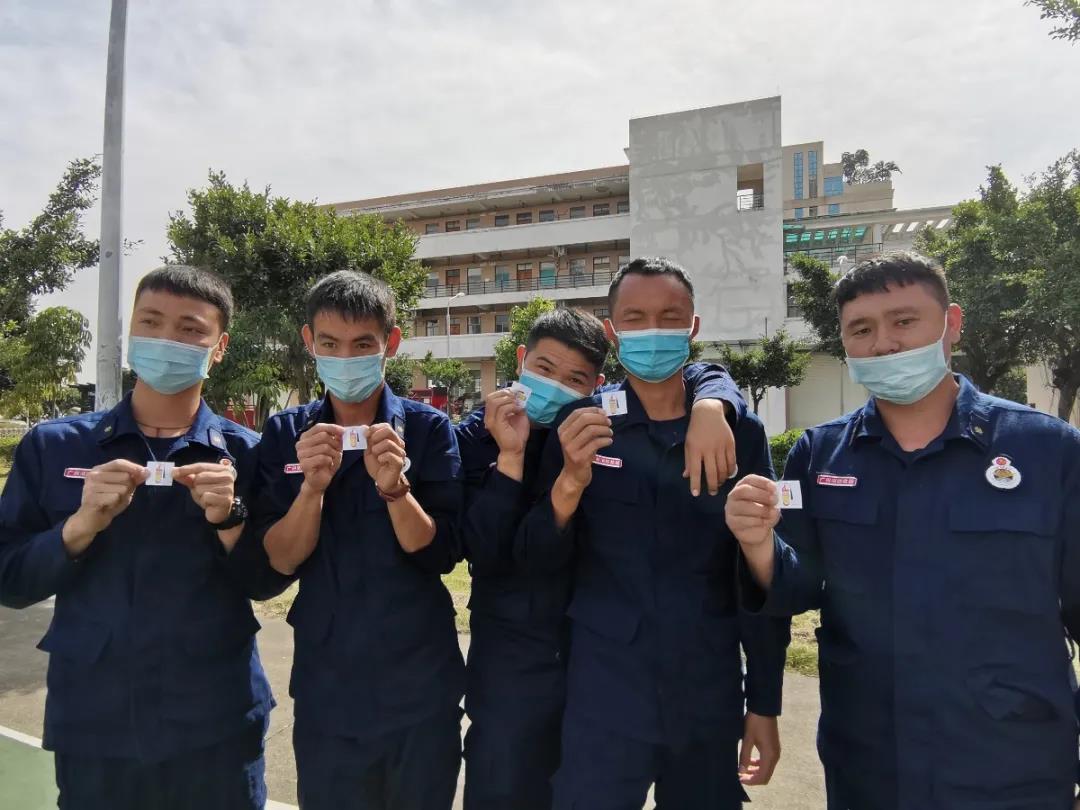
top-left (753, 376), bottom-right (1080, 807)
top-left (457, 363), bottom-right (750, 627)
top-left (254, 386), bottom-right (465, 741)
top-left (0, 395), bottom-right (274, 762)
top-left (516, 380), bottom-right (790, 748)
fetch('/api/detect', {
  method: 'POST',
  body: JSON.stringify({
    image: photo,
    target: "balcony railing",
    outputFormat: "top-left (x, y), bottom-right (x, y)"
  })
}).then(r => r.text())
top-left (423, 270), bottom-right (619, 299)
top-left (737, 193), bottom-right (765, 211)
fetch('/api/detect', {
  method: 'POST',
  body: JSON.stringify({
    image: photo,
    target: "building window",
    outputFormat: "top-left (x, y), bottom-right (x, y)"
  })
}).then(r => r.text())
top-left (808, 149), bottom-right (818, 198)
top-left (593, 203), bottom-right (610, 217)
top-left (809, 206), bottom-right (818, 218)
top-left (594, 307), bottom-right (609, 319)
top-left (449, 318), bottom-right (461, 336)
top-left (516, 263), bottom-right (533, 281)
top-left (446, 268), bottom-right (460, 292)
top-left (569, 206), bottom-right (586, 219)
top-left (467, 267), bottom-right (483, 293)
top-left (465, 217), bottom-right (480, 230)
top-left (824, 176), bottom-right (844, 197)
top-left (470, 370), bottom-right (483, 393)
top-left (828, 203), bottom-right (840, 215)
top-left (793, 152), bottom-right (804, 200)
top-left (786, 284), bottom-right (803, 318)
top-left (516, 212), bottom-right (533, 225)
top-left (425, 319), bottom-right (438, 337)
top-left (617, 200), bottom-right (630, 214)
top-left (495, 313), bottom-right (509, 333)
top-left (540, 261), bottom-right (557, 289)
top-left (569, 258), bottom-right (586, 275)
top-left (494, 214), bottom-right (509, 227)
top-left (446, 220), bottom-right (460, 232)
top-left (424, 223), bottom-right (439, 235)
top-left (495, 265), bottom-right (511, 289)
top-left (425, 271), bottom-right (439, 291)
top-left (618, 255), bottom-right (631, 270)
top-left (593, 256), bottom-right (610, 272)
top-left (539, 209), bottom-right (555, 222)
top-left (468, 316), bottom-right (482, 335)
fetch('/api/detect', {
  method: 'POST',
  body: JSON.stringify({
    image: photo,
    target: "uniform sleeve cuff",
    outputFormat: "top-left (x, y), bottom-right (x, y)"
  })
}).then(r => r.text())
top-left (485, 468), bottom-right (525, 499)
top-left (737, 534), bottom-right (786, 614)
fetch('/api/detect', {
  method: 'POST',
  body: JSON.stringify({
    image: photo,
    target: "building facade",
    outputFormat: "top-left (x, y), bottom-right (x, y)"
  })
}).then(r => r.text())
top-left (329, 96), bottom-right (1069, 433)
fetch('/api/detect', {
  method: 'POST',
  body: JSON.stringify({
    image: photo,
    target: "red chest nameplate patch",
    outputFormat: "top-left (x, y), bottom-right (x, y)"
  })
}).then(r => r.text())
top-left (284, 463), bottom-right (303, 474)
top-left (593, 455), bottom-right (624, 469)
top-left (816, 474), bottom-right (857, 488)
top-left (63, 468), bottom-right (91, 479)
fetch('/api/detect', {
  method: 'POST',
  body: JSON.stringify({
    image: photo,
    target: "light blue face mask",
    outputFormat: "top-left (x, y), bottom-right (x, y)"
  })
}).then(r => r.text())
top-left (846, 324), bottom-right (950, 405)
top-left (616, 327), bottom-right (692, 383)
top-left (128, 336), bottom-right (214, 395)
top-left (315, 351), bottom-right (385, 403)
top-left (518, 369), bottom-right (585, 426)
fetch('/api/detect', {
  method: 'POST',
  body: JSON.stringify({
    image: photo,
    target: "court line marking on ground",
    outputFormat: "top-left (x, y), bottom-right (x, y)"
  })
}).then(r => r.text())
top-left (0, 723), bottom-right (43, 748)
top-left (0, 723), bottom-right (299, 809)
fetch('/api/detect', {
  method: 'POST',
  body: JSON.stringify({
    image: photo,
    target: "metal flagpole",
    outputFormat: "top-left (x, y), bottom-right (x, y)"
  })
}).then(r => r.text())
top-left (94, 0), bottom-right (128, 410)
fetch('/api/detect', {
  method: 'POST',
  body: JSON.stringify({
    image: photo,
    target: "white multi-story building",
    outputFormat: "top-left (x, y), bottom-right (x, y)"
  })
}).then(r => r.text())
top-left (328, 96), bottom-right (1028, 433)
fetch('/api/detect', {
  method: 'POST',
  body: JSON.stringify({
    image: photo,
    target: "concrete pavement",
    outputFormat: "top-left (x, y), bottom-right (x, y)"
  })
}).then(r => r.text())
top-left (0, 603), bottom-right (825, 809)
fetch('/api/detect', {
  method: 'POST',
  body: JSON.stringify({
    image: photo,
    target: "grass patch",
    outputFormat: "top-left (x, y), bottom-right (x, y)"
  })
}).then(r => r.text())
top-left (787, 611), bottom-right (821, 677)
top-left (255, 582), bottom-right (298, 620)
top-left (443, 561), bottom-right (471, 633)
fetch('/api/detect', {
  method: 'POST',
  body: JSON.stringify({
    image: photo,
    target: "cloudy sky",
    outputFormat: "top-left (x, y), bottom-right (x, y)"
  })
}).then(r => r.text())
top-left (2, 0), bottom-right (1077, 381)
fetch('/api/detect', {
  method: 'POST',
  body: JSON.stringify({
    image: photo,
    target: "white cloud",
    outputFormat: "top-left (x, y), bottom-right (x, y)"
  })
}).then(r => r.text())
top-left (3, 0), bottom-right (1078, 382)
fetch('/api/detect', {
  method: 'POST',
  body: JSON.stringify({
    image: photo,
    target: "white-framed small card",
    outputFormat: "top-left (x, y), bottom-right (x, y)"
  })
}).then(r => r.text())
top-left (145, 461), bottom-right (174, 487)
top-left (509, 381), bottom-right (533, 406)
top-left (776, 480), bottom-right (803, 509)
top-left (343, 426), bottom-right (368, 451)
top-left (602, 390), bottom-right (628, 416)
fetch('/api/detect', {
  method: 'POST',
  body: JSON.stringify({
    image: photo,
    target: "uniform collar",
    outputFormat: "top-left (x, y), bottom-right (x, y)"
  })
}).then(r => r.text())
top-left (850, 374), bottom-right (991, 450)
top-left (304, 383), bottom-right (408, 437)
top-left (91, 392), bottom-right (233, 457)
top-left (609, 378), bottom-right (693, 446)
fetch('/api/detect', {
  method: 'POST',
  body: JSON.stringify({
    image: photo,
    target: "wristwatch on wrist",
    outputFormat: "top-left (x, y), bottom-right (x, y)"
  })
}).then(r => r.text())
top-left (207, 497), bottom-right (248, 530)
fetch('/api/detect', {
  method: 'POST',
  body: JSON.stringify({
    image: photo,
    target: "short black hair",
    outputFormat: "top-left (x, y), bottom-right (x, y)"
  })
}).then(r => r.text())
top-left (608, 256), bottom-right (695, 311)
top-left (525, 308), bottom-right (609, 374)
top-left (835, 252), bottom-right (949, 311)
top-left (305, 270), bottom-right (397, 335)
top-left (135, 265), bottom-right (234, 330)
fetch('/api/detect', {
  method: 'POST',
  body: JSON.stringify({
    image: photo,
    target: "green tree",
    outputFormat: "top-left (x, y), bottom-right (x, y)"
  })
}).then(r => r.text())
top-left (0, 307), bottom-right (91, 423)
top-left (1027, 0), bottom-right (1080, 41)
top-left (719, 330), bottom-right (811, 414)
top-left (493, 297), bottom-right (558, 382)
top-left (384, 355), bottom-right (417, 397)
top-left (0, 158), bottom-right (101, 327)
top-left (1022, 149), bottom-right (1080, 420)
top-left (167, 171), bottom-right (426, 415)
top-left (917, 166), bottom-right (1036, 394)
top-left (788, 253), bottom-right (844, 359)
top-left (841, 149), bottom-right (902, 185)
top-left (418, 353), bottom-right (473, 414)
top-left (201, 309), bottom-right (291, 428)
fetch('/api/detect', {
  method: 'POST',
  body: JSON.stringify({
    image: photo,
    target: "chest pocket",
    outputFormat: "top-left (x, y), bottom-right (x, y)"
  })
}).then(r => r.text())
top-left (809, 488), bottom-right (880, 595)
top-left (948, 499), bottom-right (1057, 616)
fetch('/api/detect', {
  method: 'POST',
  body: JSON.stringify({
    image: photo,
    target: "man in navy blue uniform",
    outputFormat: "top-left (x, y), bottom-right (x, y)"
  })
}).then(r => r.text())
top-left (727, 252), bottom-right (1080, 809)
top-left (517, 258), bottom-right (791, 809)
top-left (0, 265), bottom-right (275, 809)
top-left (257, 270), bottom-right (464, 810)
top-left (457, 307), bottom-right (746, 810)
